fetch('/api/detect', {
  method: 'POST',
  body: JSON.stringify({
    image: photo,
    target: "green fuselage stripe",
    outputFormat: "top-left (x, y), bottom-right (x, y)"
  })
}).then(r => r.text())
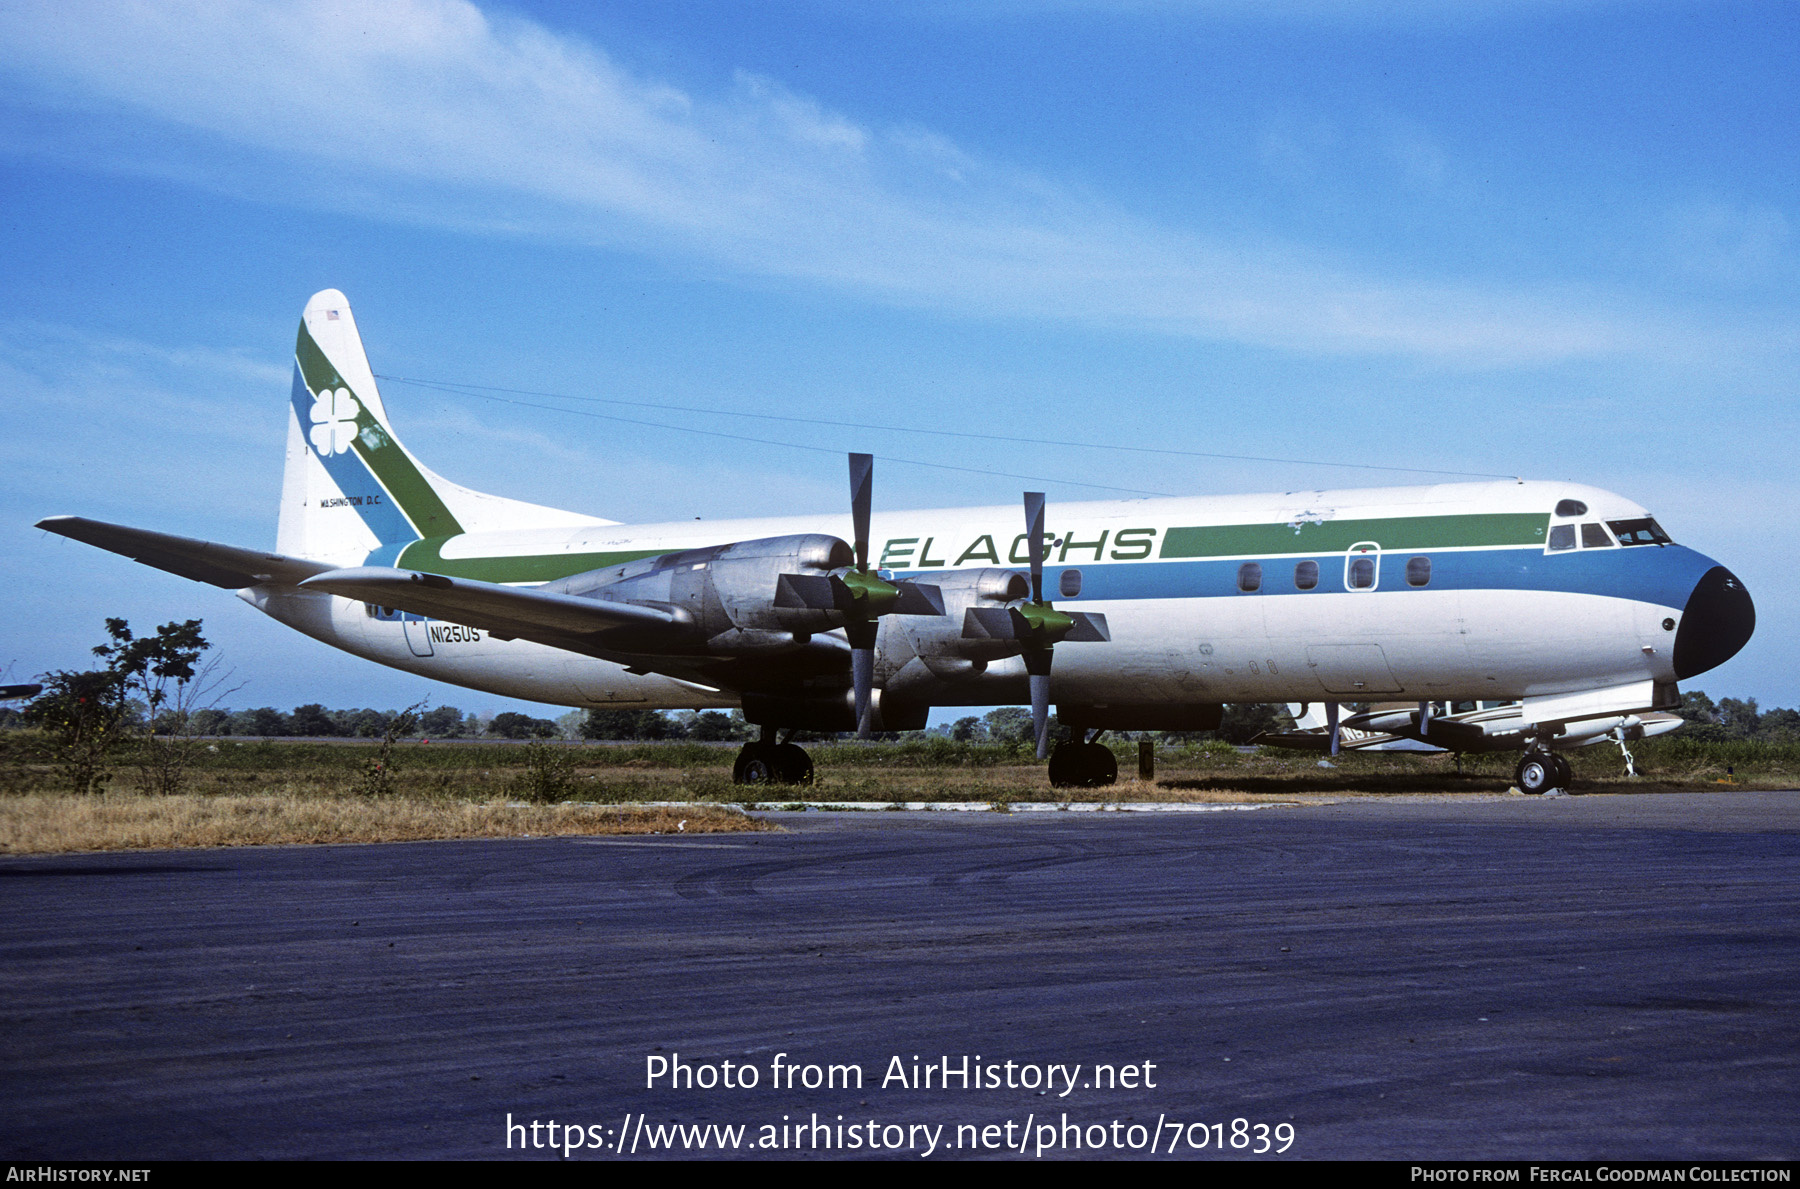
top-left (296, 324), bottom-right (464, 539)
top-left (395, 537), bottom-right (667, 583)
top-left (386, 511), bottom-right (1551, 586)
top-left (1159, 512), bottom-right (1547, 559)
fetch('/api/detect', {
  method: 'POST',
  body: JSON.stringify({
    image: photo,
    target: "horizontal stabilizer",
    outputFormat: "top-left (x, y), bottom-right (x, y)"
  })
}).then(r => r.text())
top-left (37, 516), bottom-right (337, 589)
top-left (298, 566), bottom-right (681, 640)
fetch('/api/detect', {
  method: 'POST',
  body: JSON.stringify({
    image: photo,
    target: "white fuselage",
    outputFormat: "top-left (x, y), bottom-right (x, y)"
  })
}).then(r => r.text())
top-left (246, 478), bottom-right (1711, 715)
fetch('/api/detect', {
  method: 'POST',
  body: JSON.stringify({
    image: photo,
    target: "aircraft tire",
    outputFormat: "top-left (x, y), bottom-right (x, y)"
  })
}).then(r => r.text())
top-left (1048, 741), bottom-right (1119, 789)
top-left (1082, 742), bottom-right (1118, 787)
top-left (1515, 754), bottom-right (1555, 794)
top-left (1047, 742), bottom-right (1082, 789)
top-left (733, 743), bottom-right (778, 785)
top-left (773, 743), bottom-right (814, 786)
top-left (1552, 753), bottom-right (1573, 789)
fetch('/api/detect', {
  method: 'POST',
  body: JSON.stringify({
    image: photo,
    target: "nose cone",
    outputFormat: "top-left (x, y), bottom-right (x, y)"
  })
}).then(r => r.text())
top-left (1673, 566), bottom-right (1755, 679)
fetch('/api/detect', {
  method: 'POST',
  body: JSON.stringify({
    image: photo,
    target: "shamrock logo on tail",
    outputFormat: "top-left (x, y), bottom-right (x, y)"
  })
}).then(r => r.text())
top-left (309, 388), bottom-right (361, 456)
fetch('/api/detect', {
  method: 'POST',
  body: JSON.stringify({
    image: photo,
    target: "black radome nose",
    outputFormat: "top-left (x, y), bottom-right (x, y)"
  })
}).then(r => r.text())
top-left (1673, 567), bottom-right (1755, 679)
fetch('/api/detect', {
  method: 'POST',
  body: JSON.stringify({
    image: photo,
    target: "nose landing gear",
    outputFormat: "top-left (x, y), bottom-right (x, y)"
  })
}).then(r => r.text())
top-left (1515, 749), bottom-right (1572, 795)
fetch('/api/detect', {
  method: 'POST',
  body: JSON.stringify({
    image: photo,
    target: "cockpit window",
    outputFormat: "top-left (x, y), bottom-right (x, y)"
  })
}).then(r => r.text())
top-left (1580, 522), bottom-right (1614, 549)
top-left (1555, 499), bottom-right (1588, 517)
top-left (1547, 524), bottom-right (1576, 552)
top-left (1608, 518), bottom-right (1673, 546)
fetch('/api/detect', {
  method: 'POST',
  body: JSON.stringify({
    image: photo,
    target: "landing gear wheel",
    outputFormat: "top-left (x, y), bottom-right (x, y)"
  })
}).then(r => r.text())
top-left (1048, 741), bottom-right (1119, 789)
top-left (1516, 753), bottom-right (1556, 794)
top-left (1551, 753), bottom-right (1573, 789)
top-left (772, 742), bottom-right (814, 786)
top-left (1081, 741), bottom-right (1118, 787)
top-left (733, 741), bottom-right (813, 785)
top-left (733, 742), bottom-right (777, 785)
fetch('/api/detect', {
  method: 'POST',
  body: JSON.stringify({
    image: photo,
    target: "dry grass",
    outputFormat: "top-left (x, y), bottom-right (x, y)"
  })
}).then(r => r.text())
top-left (0, 733), bottom-right (1784, 855)
top-left (0, 792), bottom-right (770, 855)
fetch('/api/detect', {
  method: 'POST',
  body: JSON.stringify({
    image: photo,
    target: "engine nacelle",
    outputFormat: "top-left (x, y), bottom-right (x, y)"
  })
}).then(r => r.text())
top-left (548, 533), bottom-right (855, 652)
top-left (885, 567), bottom-right (1031, 676)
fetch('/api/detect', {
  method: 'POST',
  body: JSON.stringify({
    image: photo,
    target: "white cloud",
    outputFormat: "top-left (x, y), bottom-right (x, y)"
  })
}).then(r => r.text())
top-left (0, 0), bottom-right (1751, 366)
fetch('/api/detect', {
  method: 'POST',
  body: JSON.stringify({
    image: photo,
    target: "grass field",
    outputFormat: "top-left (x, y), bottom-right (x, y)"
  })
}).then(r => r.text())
top-left (0, 732), bottom-right (1792, 854)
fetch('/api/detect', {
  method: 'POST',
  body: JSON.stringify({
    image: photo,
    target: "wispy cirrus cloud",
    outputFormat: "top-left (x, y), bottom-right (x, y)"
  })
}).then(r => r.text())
top-left (0, 0), bottom-right (1739, 366)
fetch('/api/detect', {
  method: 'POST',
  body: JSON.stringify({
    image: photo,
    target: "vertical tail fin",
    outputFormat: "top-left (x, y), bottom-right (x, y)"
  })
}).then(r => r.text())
top-left (277, 289), bottom-right (610, 565)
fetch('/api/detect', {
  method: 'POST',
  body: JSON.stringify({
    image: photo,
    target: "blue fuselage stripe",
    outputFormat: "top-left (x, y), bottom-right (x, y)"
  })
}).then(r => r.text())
top-left (898, 544), bottom-right (1714, 608)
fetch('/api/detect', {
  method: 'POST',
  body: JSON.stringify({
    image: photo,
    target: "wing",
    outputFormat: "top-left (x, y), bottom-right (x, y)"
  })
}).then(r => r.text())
top-left (37, 516), bottom-right (337, 589)
top-left (1254, 727), bottom-right (1433, 752)
top-left (298, 566), bottom-right (853, 689)
top-left (299, 566), bottom-right (679, 640)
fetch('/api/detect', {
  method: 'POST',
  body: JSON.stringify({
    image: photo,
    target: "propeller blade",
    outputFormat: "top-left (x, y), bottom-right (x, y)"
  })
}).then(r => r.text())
top-left (848, 621), bottom-right (877, 737)
top-left (1023, 491), bottom-right (1046, 603)
top-left (774, 572), bottom-right (837, 610)
top-left (1024, 648), bottom-right (1054, 759)
top-left (849, 452), bottom-right (874, 573)
top-left (962, 605), bottom-right (1019, 640)
top-left (1065, 611), bottom-right (1110, 642)
top-left (892, 581), bottom-right (945, 616)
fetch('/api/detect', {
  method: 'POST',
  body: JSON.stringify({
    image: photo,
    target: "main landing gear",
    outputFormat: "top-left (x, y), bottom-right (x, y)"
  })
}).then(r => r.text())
top-left (1048, 731), bottom-right (1118, 789)
top-left (1514, 748), bottom-right (1572, 795)
top-left (733, 729), bottom-right (814, 786)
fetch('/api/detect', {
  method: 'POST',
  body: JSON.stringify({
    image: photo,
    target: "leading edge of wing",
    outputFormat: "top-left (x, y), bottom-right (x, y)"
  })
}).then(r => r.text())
top-left (36, 516), bottom-right (338, 589)
top-left (297, 566), bottom-right (679, 640)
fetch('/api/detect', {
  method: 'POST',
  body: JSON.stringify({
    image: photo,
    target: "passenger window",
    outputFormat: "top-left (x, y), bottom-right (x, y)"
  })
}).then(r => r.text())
top-left (1548, 524), bottom-right (1576, 552)
top-left (1236, 562), bottom-right (1262, 593)
top-left (1406, 557), bottom-right (1431, 587)
top-left (1294, 560), bottom-right (1319, 590)
top-left (1059, 569), bottom-right (1082, 597)
top-left (1348, 557), bottom-right (1375, 589)
top-left (1580, 523), bottom-right (1613, 549)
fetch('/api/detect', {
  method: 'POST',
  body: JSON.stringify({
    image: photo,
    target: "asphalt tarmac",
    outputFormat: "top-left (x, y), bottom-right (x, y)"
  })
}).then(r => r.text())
top-left (2, 791), bottom-right (1796, 1161)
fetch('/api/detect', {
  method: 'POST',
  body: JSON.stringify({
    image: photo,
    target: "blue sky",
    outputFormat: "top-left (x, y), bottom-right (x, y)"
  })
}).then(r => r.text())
top-left (1, 0), bottom-right (1794, 718)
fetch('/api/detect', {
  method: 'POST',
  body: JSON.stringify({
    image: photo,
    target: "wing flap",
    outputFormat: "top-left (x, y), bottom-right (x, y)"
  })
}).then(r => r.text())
top-left (37, 516), bottom-right (336, 589)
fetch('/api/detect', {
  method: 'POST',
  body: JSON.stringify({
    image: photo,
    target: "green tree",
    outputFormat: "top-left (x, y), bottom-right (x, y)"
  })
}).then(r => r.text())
top-left (580, 708), bottom-right (680, 740)
top-left (289, 703), bottom-right (337, 737)
top-left (681, 710), bottom-right (748, 742)
top-left (26, 618), bottom-right (215, 795)
top-left (419, 706), bottom-right (466, 738)
top-left (489, 711), bottom-right (559, 739)
top-left (232, 707), bottom-right (290, 737)
top-left (950, 716), bottom-right (985, 742)
top-left (25, 668), bottom-right (132, 794)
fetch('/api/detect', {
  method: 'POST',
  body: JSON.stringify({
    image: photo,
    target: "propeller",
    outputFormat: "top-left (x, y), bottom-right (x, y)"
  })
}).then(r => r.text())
top-left (845, 452), bottom-right (884, 735)
top-left (962, 492), bottom-right (1112, 759)
top-left (957, 495), bottom-right (1110, 758)
top-left (1019, 493), bottom-right (1063, 758)
top-left (772, 453), bottom-right (945, 737)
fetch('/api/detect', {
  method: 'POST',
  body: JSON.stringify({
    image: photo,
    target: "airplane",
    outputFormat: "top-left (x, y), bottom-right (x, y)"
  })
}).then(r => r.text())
top-left (1257, 700), bottom-right (1687, 783)
top-left (36, 289), bottom-right (1755, 792)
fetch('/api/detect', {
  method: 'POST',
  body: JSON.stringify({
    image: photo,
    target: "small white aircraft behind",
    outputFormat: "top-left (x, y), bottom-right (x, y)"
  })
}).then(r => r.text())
top-left (1258, 701), bottom-right (1686, 788)
top-left (38, 290), bottom-right (1755, 790)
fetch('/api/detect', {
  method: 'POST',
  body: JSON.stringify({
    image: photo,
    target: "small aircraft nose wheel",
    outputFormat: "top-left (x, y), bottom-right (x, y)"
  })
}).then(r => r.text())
top-left (1515, 751), bottom-right (1570, 794)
